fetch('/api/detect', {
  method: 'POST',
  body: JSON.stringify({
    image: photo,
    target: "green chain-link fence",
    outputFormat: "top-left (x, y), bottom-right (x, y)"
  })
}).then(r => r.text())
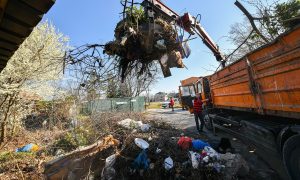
top-left (81, 96), bottom-right (145, 114)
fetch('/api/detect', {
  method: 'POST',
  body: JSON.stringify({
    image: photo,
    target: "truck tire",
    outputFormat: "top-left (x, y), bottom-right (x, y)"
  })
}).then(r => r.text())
top-left (283, 134), bottom-right (300, 180)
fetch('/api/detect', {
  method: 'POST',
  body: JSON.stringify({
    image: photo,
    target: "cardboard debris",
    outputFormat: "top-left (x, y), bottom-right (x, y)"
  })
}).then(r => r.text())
top-left (44, 135), bottom-right (119, 180)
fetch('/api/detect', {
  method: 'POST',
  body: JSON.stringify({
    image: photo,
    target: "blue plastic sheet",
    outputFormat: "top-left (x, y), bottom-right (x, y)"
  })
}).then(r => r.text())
top-left (132, 149), bottom-right (149, 170)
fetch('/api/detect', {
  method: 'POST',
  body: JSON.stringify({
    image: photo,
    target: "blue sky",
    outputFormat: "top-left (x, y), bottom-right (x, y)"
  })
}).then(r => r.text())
top-left (44, 0), bottom-right (247, 94)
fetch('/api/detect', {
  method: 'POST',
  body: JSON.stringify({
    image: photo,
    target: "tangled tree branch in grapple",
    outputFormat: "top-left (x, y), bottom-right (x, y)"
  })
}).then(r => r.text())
top-left (104, 5), bottom-right (185, 81)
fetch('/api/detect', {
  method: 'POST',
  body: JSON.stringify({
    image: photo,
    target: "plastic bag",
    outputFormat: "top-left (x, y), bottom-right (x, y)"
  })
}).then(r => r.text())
top-left (204, 146), bottom-right (220, 160)
top-left (132, 150), bottom-right (149, 170)
top-left (16, 143), bottom-right (39, 152)
top-left (140, 124), bottom-right (151, 132)
top-left (101, 154), bottom-right (117, 180)
top-left (105, 154), bottom-right (117, 168)
top-left (213, 163), bottom-right (224, 173)
top-left (136, 121), bottom-right (143, 127)
top-left (178, 35), bottom-right (191, 58)
top-left (155, 39), bottom-right (167, 50)
top-left (134, 138), bottom-right (150, 150)
top-left (202, 156), bottom-right (209, 163)
top-left (178, 136), bottom-right (192, 150)
top-left (118, 119), bottom-right (138, 129)
top-left (164, 156), bottom-right (174, 170)
top-left (192, 140), bottom-right (210, 151)
top-left (155, 148), bottom-right (161, 154)
top-left (189, 151), bottom-right (200, 169)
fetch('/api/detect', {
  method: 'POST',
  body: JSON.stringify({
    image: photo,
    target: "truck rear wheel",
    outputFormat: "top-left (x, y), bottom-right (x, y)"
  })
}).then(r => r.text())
top-left (283, 134), bottom-right (300, 180)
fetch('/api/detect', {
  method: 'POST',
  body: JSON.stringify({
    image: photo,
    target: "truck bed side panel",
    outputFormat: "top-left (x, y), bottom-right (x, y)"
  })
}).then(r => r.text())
top-left (210, 59), bottom-right (257, 110)
top-left (210, 26), bottom-right (300, 119)
top-left (248, 27), bottom-right (300, 118)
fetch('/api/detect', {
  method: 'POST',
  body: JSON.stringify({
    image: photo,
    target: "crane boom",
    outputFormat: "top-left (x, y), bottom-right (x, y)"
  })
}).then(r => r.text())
top-left (141, 0), bottom-right (226, 67)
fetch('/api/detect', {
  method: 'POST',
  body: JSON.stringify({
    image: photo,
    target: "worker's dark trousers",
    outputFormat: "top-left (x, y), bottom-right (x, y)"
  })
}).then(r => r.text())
top-left (194, 112), bottom-right (204, 132)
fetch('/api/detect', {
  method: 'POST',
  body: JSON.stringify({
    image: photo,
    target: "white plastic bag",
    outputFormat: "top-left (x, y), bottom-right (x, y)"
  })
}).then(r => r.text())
top-left (136, 121), bottom-right (143, 127)
top-left (118, 119), bottom-right (135, 129)
top-left (164, 156), bottom-right (174, 170)
top-left (101, 154), bottom-right (117, 180)
top-left (118, 119), bottom-right (141, 129)
top-left (134, 138), bottom-right (149, 150)
top-left (140, 124), bottom-right (151, 132)
top-left (202, 156), bottom-right (209, 163)
top-left (105, 154), bottom-right (116, 167)
top-left (204, 146), bottom-right (220, 160)
top-left (189, 151), bottom-right (200, 169)
top-left (155, 39), bottom-right (167, 49)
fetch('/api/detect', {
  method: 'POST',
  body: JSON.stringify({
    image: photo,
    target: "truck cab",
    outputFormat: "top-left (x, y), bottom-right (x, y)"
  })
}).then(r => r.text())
top-left (194, 77), bottom-right (211, 104)
top-left (179, 84), bottom-right (196, 113)
top-left (178, 77), bottom-right (199, 112)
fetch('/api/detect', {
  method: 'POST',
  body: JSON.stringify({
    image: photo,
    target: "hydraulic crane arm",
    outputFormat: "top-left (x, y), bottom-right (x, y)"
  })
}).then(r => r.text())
top-left (141, 0), bottom-right (226, 67)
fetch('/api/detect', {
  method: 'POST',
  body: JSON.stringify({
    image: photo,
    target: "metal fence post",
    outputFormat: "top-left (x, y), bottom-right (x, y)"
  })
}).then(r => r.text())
top-left (111, 99), bottom-right (113, 112)
top-left (130, 97), bottom-right (132, 112)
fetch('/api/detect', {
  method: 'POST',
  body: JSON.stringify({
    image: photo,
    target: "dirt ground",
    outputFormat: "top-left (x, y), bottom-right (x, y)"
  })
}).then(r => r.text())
top-left (0, 109), bottom-right (288, 180)
top-left (146, 108), bottom-right (287, 180)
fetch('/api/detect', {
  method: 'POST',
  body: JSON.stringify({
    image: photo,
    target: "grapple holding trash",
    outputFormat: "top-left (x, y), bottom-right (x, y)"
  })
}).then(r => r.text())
top-left (104, 8), bottom-right (188, 80)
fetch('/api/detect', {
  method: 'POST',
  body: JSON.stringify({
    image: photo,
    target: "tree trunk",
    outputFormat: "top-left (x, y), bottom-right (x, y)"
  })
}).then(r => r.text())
top-left (0, 95), bottom-right (15, 145)
top-left (11, 110), bottom-right (17, 137)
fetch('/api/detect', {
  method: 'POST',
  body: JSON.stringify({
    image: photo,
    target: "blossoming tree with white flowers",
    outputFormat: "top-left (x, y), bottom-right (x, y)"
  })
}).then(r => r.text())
top-left (0, 21), bottom-right (69, 145)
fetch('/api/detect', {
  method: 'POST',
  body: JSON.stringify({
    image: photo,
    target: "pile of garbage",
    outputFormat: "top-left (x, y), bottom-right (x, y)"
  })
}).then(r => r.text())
top-left (107, 119), bottom-right (249, 179)
top-left (43, 118), bottom-right (249, 180)
top-left (104, 7), bottom-right (190, 80)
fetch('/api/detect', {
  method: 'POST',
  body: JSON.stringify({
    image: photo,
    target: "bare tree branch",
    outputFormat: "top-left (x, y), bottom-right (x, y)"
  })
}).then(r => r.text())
top-left (235, 0), bottom-right (269, 43)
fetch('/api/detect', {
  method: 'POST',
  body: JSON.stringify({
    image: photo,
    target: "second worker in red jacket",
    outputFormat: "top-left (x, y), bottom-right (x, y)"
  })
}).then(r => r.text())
top-left (193, 93), bottom-right (205, 133)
